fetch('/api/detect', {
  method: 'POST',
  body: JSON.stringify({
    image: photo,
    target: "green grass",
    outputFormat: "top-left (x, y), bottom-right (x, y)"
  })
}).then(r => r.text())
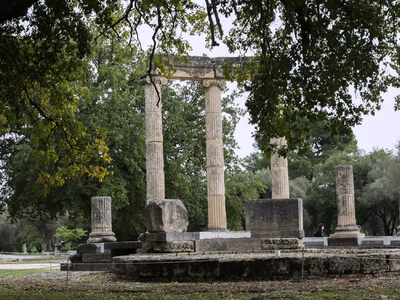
top-left (0, 269), bottom-right (57, 277)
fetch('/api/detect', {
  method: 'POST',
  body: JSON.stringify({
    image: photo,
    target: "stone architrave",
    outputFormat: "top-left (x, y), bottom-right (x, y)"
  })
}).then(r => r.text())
top-left (139, 75), bottom-right (168, 202)
top-left (87, 196), bottom-right (117, 243)
top-left (270, 137), bottom-right (290, 199)
top-left (330, 165), bottom-right (364, 238)
top-left (201, 79), bottom-right (227, 231)
top-left (143, 199), bottom-right (189, 233)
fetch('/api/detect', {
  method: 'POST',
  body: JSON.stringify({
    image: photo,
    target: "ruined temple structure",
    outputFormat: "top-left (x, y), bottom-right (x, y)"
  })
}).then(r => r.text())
top-left (140, 56), bottom-right (245, 232)
top-left (136, 56), bottom-right (304, 252)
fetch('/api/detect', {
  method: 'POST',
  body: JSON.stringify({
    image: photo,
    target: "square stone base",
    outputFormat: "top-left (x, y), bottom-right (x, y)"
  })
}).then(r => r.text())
top-left (245, 198), bottom-right (304, 239)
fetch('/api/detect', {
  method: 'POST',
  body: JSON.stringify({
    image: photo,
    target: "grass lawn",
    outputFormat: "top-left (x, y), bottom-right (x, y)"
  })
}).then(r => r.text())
top-left (1, 272), bottom-right (400, 299)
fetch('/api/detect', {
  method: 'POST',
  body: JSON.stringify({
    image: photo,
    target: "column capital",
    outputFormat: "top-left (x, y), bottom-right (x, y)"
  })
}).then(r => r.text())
top-left (139, 75), bottom-right (168, 86)
top-left (200, 79), bottom-right (226, 90)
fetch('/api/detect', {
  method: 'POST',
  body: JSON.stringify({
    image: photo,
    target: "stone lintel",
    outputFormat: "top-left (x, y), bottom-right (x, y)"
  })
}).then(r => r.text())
top-left (146, 56), bottom-right (254, 81)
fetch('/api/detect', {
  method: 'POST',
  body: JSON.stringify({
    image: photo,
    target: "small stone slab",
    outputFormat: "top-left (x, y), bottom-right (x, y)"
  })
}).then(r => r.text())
top-left (361, 240), bottom-right (384, 246)
top-left (328, 237), bottom-right (359, 246)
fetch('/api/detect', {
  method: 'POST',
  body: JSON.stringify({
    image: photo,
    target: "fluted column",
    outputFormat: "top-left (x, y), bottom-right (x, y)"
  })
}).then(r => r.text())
top-left (331, 165), bottom-right (364, 238)
top-left (139, 75), bottom-right (168, 202)
top-left (201, 79), bottom-right (227, 231)
top-left (87, 196), bottom-right (117, 243)
top-left (271, 137), bottom-right (290, 199)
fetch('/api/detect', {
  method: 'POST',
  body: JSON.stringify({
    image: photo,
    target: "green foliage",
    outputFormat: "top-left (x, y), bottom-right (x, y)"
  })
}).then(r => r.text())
top-left (225, 167), bottom-right (268, 230)
top-left (218, 0), bottom-right (399, 155)
top-left (358, 151), bottom-right (400, 235)
top-left (54, 226), bottom-right (87, 245)
top-left (0, 1), bottom-right (121, 194)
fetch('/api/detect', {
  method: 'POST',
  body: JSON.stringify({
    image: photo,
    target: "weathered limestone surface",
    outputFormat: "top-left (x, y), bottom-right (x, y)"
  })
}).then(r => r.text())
top-left (87, 196), bottom-right (117, 243)
top-left (112, 251), bottom-right (400, 281)
top-left (270, 137), bottom-right (290, 199)
top-left (160, 56), bottom-right (251, 81)
top-left (201, 79), bottom-right (227, 231)
top-left (139, 75), bottom-right (168, 201)
top-left (245, 198), bottom-right (304, 239)
top-left (143, 199), bottom-right (189, 233)
top-left (139, 241), bottom-right (194, 253)
top-left (261, 238), bottom-right (304, 250)
top-left (330, 165), bottom-right (364, 239)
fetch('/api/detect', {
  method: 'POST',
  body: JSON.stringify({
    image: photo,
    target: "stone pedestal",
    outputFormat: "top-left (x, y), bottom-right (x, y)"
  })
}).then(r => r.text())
top-left (245, 198), bottom-right (304, 239)
top-left (329, 166), bottom-right (364, 243)
top-left (201, 79), bottom-right (227, 231)
top-left (141, 199), bottom-right (190, 253)
top-left (139, 75), bottom-right (168, 201)
top-left (270, 137), bottom-right (290, 199)
top-left (87, 196), bottom-right (117, 243)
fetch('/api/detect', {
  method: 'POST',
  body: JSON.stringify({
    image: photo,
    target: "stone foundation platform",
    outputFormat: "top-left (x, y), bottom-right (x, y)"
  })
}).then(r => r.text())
top-left (85, 249), bottom-right (400, 281)
top-left (138, 231), bottom-right (302, 253)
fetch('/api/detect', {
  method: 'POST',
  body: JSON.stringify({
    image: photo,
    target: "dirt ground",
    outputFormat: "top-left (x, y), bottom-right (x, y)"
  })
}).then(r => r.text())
top-left (0, 271), bottom-right (400, 299)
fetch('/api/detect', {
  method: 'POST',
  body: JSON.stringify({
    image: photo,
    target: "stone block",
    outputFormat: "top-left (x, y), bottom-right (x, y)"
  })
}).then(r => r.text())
top-left (195, 238), bottom-right (262, 252)
top-left (69, 253), bottom-right (82, 263)
top-left (261, 238), bottom-right (303, 250)
top-left (139, 232), bottom-right (200, 242)
top-left (77, 243), bottom-right (98, 254)
top-left (144, 199), bottom-right (189, 233)
top-left (388, 254), bottom-right (400, 272)
top-left (325, 256), bottom-right (360, 274)
top-left (360, 240), bottom-right (383, 246)
top-left (328, 237), bottom-right (358, 246)
top-left (358, 254), bottom-right (387, 274)
top-left (82, 252), bottom-right (112, 263)
top-left (245, 199), bottom-right (304, 238)
top-left (142, 241), bottom-right (194, 253)
top-left (104, 241), bottom-right (142, 250)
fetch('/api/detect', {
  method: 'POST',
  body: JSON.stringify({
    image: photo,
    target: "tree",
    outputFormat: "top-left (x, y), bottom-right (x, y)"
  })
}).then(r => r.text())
top-left (225, 167), bottom-right (268, 230)
top-left (304, 148), bottom-right (362, 236)
top-left (0, 1), bottom-right (121, 194)
top-left (54, 226), bottom-right (87, 249)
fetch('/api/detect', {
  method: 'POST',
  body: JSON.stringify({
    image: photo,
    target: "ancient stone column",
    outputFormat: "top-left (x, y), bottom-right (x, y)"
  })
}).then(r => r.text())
top-left (87, 196), bottom-right (117, 243)
top-left (270, 137), bottom-right (290, 199)
top-left (201, 79), bottom-right (227, 231)
top-left (330, 165), bottom-right (364, 238)
top-left (139, 75), bottom-right (168, 201)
